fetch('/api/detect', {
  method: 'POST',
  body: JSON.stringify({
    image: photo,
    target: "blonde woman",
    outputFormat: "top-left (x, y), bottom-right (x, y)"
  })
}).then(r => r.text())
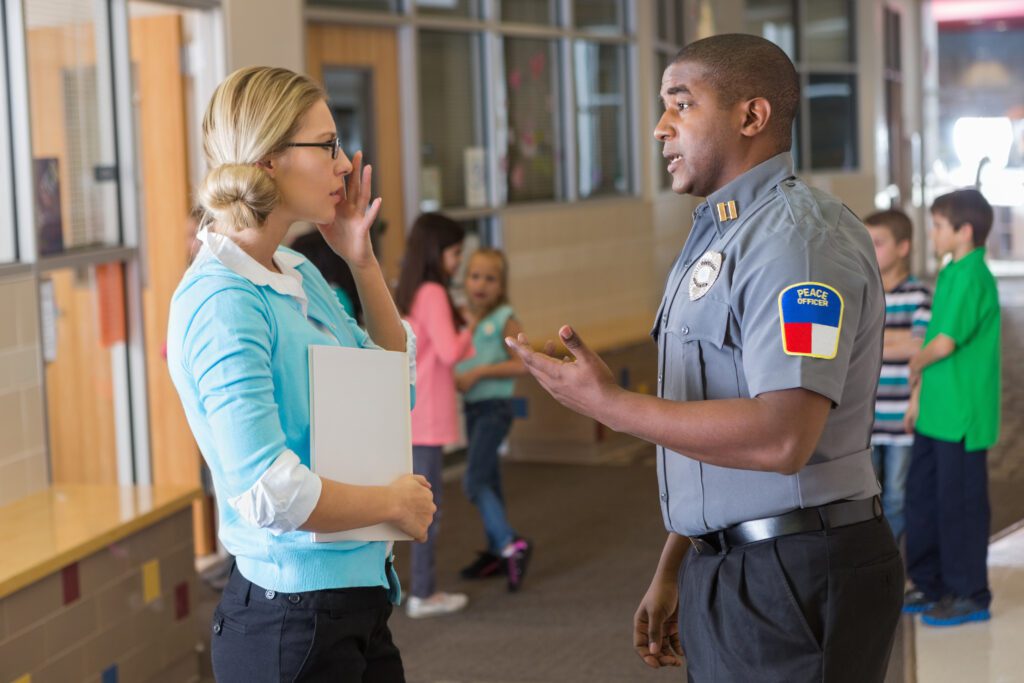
top-left (167, 67), bottom-right (434, 682)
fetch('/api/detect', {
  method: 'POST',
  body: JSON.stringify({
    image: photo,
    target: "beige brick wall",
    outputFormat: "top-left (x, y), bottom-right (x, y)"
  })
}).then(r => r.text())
top-left (503, 199), bottom-right (660, 347)
top-left (0, 273), bottom-right (48, 507)
top-left (0, 508), bottom-right (199, 683)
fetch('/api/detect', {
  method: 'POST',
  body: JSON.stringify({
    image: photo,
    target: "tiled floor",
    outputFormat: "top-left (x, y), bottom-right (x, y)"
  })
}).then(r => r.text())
top-left (915, 524), bottom-right (1024, 683)
top-left (192, 277), bottom-right (1024, 682)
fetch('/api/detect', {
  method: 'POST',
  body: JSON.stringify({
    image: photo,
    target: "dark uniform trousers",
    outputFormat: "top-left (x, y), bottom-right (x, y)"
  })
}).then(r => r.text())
top-left (211, 563), bottom-right (405, 683)
top-left (678, 516), bottom-right (903, 683)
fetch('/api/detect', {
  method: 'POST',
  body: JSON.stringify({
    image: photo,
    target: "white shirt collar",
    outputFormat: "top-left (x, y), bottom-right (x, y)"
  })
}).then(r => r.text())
top-left (197, 227), bottom-right (310, 315)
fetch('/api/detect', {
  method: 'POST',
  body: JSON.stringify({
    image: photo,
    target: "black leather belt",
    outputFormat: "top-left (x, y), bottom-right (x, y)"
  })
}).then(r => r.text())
top-left (690, 496), bottom-right (883, 555)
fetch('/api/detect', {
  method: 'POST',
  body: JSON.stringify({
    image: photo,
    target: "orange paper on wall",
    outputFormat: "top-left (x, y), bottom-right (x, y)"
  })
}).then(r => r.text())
top-left (96, 263), bottom-right (127, 347)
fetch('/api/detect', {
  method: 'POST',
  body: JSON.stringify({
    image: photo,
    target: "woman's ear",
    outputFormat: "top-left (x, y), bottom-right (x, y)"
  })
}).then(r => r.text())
top-left (257, 158), bottom-right (276, 178)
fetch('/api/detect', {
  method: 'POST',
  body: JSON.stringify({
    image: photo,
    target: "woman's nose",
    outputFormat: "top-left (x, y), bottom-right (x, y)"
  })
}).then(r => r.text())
top-left (335, 148), bottom-right (353, 175)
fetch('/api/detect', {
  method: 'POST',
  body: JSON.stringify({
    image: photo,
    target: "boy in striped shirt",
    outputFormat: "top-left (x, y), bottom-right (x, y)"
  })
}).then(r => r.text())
top-left (866, 210), bottom-right (931, 542)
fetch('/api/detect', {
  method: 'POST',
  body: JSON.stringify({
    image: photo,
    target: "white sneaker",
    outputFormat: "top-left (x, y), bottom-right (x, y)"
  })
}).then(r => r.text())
top-left (405, 592), bottom-right (469, 618)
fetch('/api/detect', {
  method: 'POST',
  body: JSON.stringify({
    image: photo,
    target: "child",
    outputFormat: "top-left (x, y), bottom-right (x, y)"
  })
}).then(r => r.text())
top-left (865, 210), bottom-right (931, 543)
top-left (903, 189), bottom-right (1000, 627)
top-left (396, 213), bottom-right (474, 618)
top-left (290, 229), bottom-right (362, 322)
top-left (454, 249), bottom-right (532, 592)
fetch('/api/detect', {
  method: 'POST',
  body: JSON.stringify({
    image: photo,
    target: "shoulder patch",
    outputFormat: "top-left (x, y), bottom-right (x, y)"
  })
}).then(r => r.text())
top-left (778, 282), bottom-right (844, 359)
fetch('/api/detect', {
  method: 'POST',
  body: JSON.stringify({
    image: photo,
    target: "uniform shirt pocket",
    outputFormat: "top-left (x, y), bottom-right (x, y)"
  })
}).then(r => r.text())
top-left (666, 298), bottom-right (738, 402)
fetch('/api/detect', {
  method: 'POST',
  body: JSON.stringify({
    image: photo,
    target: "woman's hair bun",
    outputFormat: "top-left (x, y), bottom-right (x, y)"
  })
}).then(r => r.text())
top-left (198, 163), bottom-right (279, 230)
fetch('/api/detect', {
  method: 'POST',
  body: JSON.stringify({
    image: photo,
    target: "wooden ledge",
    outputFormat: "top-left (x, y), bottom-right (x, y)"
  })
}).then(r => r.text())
top-left (0, 484), bottom-right (200, 599)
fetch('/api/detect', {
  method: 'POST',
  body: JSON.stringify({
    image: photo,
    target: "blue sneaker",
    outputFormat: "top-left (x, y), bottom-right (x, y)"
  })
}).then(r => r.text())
top-left (921, 597), bottom-right (991, 627)
top-left (902, 588), bottom-right (937, 614)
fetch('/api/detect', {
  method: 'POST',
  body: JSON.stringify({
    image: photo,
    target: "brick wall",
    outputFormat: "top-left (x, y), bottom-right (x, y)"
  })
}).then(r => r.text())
top-left (0, 508), bottom-right (199, 683)
top-left (0, 273), bottom-right (48, 507)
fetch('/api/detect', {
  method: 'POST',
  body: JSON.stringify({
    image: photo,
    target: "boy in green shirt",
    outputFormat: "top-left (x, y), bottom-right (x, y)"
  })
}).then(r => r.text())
top-left (902, 189), bottom-right (1000, 626)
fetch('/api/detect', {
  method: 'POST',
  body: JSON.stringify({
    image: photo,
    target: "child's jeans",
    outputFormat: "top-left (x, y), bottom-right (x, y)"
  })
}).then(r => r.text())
top-left (411, 445), bottom-right (443, 598)
top-left (905, 432), bottom-right (991, 607)
top-left (463, 399), bottom-right (516, 554)
top-left (871, 443), bottom-right (913, 540)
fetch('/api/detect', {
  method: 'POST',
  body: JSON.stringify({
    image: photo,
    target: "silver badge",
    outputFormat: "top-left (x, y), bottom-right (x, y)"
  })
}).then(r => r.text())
top-left (689, 251), bottom-right (723, 301)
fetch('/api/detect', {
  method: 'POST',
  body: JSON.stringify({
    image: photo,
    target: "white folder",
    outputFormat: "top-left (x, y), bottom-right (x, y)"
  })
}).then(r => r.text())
top-left (309, 345), bottom-right (413, 542)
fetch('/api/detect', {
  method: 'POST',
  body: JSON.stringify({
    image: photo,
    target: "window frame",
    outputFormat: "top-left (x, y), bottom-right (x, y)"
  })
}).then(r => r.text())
top-left (2, 0), bottom-right (223, 488)
top-left (744, 0), bottom-right (859, 173)
top-left (307, 0), bottom-right (640, 219)
top-left (651, 0), bottom-right (686, 195)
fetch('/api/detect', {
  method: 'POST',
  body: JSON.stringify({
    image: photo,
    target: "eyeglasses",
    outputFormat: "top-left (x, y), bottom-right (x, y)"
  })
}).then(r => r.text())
top-left (284, 137), bottom-right (342, 160)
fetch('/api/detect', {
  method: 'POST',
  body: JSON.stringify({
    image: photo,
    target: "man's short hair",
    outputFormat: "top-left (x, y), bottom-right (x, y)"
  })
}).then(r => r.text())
top-left (864, 209), bottom-right (914, 244)
top-left (930, 189), bottom-right (994, 247)
top-left (673, 34), bottom-right (800, 150)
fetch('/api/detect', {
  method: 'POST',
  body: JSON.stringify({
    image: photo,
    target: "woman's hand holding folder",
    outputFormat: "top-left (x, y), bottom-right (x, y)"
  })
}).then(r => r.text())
top-left (389, 474), bottom-right (436, 542)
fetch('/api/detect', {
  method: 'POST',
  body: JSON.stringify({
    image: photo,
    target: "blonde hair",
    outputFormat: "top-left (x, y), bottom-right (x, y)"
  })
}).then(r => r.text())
top-left (467, 248), bottom-right (510, 312)
top-left (197, 66), bottom-right (325, 230)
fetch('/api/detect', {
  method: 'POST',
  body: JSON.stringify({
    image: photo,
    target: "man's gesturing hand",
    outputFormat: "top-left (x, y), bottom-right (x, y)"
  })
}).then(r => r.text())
top-left (504, 325), bottom-right (617, 421)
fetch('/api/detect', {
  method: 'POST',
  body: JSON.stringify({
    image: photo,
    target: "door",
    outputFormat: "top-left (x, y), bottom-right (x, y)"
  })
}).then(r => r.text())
top-left (307, 24), bottom-right (406, 284)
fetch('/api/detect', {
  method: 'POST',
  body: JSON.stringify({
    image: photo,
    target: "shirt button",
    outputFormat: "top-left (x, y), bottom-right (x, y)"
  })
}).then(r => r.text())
top-left (288, 594), bottom-right (301, 604)
top-left (657, 373), bottom-right (663, 383)
top-left (212, 623), bottom-right (222, 634)
top-left (264, 590), bottom-right (276, 600)
top-left (660, 492), bottom-right (667, 501)
top-left (662, 312), bottom-right (668, 323)
top-left (681, 326), bottom-right (690, 335)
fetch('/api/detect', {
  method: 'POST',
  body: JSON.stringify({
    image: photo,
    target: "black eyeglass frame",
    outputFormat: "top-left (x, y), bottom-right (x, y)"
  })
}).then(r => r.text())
top-left (284, 137), bottom-right (342, 159)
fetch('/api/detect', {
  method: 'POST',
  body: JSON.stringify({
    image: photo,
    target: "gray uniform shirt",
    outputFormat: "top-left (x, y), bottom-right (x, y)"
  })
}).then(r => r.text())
top-left (652, 152), bottom-right (883, 537)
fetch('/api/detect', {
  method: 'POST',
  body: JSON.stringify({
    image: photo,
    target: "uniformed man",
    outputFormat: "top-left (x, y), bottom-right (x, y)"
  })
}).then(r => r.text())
top-left (505, 34), bottom-right (901, 682)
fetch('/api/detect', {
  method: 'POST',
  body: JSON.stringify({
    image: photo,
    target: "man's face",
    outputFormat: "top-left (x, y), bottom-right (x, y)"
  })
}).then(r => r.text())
top-left (654, 60), bottom-right (736, 197)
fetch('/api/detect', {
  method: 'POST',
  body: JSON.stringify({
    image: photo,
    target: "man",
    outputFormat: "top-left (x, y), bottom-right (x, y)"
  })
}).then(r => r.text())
top-left (506, 34), bottom-right (901, 682)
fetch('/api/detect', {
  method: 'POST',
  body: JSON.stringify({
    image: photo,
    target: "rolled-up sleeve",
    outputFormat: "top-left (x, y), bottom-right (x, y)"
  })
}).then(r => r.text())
top-left (183, 287), bottom-right (321, 533)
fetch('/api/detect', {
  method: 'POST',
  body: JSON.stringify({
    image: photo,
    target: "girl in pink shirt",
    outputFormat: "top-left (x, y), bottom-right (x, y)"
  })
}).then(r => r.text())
top-left (396, 213), bottom-right (475, 618)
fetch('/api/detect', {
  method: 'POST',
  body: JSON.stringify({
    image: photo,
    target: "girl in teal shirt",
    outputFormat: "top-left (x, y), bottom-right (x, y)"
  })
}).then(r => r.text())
top-left (455, 249), bottom-right (532, 591)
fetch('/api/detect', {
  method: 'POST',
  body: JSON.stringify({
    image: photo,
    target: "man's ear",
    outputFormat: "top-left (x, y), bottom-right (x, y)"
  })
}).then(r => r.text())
top-left (739, 97), bottom-right (772, 139)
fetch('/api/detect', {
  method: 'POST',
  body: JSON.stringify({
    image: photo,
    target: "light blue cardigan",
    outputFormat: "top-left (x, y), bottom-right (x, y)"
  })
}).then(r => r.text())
top-left (167, 246), bottom-right (402, 597)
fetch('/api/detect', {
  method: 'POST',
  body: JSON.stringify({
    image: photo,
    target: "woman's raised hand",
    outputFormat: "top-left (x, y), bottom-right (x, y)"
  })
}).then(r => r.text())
top-left (317, 151), bottom-right (382, 269)
top-left (389, 474), bottom-right (436, 542)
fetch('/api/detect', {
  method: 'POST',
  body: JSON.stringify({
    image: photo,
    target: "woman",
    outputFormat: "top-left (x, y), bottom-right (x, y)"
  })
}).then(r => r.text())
top-left (167, 66), bottom-right (434, 682)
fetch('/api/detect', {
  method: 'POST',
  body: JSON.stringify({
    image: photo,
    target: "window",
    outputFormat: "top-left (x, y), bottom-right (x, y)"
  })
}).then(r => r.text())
top-left (0, 15), bottom-right (14, 264)
top-left (744, 0), bottom-right (858, 171)
top-left (25, 0), bottom-right (123, 255)
top-left (418, 31), bottom-right (488, 210)
top-left (501, 37), bottom-right (560, 202)
top-left (805, 0), bottom-right (853, 63)
top-left (575, 41), bottom-right (630, 198)
top-left (41, 262), bottom-right (133, 484)
top-left (882, 6), bottom-right (908, 205)
top-left (573, 0), bottom-right (625, 34)
top-left (745, 0), bottom-right (795, 61)
top-left (653, 1), bottom-right (686, 192)
top-left (656, 0), bottom-right (686, 46)
top-left (416, 0), bottom-right (480, 19)
top-left (501, 0), bottom-right (557, 25)
top-left (308, 0), bottom-right (401, 11)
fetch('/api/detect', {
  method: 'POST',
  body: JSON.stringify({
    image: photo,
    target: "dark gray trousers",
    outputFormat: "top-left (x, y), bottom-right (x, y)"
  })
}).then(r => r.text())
top-left (411, 445), bottom-right (444, 598)
top-left (679, 516), bottom-right (903, 683)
